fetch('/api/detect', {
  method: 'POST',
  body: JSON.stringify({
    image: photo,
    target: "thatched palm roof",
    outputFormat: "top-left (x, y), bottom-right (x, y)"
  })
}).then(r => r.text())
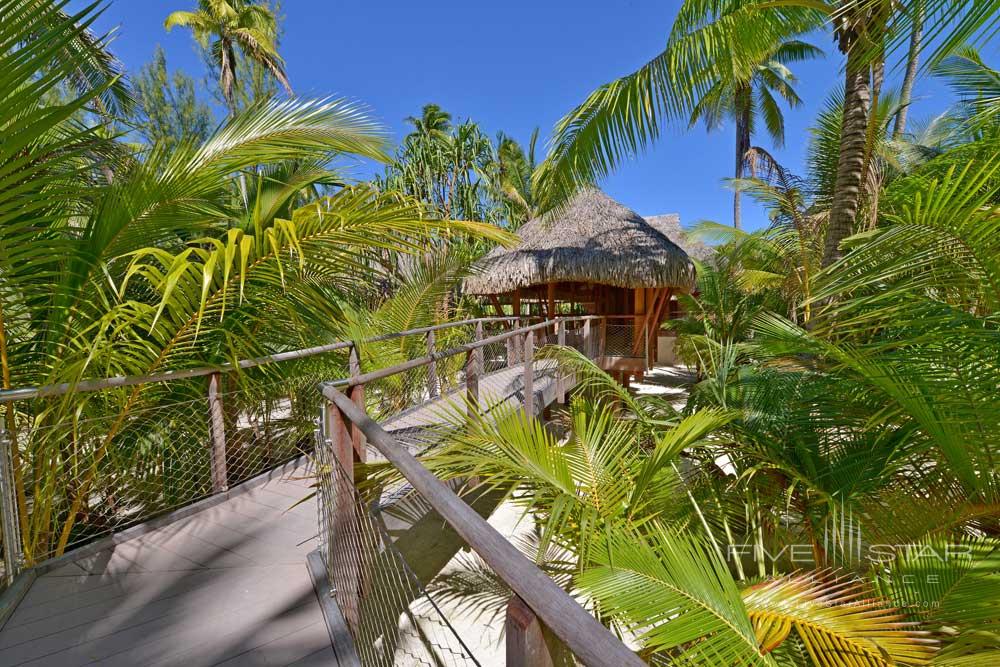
top-left (643, 214), bottom-right (714, 262)
top-left (464, 189), bottom-right (696, 295)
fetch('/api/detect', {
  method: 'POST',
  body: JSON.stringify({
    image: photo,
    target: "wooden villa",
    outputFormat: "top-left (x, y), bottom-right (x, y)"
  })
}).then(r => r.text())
top-left (464, 188), bottom-right (696, 384)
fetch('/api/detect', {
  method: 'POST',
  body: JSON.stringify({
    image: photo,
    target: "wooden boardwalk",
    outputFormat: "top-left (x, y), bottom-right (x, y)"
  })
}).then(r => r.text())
top-left (0, 361), bottom-right (570, 667)
top-left (0, 470), bottom-right (333, 667)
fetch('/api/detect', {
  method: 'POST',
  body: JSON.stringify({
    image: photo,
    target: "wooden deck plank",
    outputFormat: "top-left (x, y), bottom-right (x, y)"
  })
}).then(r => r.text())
top-left (0, 470), bottom-right (329, 667)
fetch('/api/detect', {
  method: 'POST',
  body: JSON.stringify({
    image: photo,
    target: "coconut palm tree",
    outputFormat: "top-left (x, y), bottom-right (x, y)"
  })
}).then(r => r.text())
top-left (494, 128), bottom-right (540, 225)
top-left (165, 0), bottom-right (292, 113)
top-left (689, 39), bottom-right (821, 229)
top-left (536, 0), bottom-right (1000, 266)
top-left (404, 103), bottom-right (453, 142)
top-left (893, 2), bottom-right (925, 139)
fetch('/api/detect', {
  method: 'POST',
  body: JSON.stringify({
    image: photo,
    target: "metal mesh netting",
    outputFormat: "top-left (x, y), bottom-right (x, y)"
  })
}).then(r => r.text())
top-left (602, 322), bottom-right (647, 359)
top-left (315, 428), bottom-right (479, 667)
top-left (1, 348), bottom-right (348, 565)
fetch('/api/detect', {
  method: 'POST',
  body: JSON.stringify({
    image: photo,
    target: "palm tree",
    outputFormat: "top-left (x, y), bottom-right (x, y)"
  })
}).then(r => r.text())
top-left (536, 0), bottom-right (1000, 266)
top-left (933, 47), bottom-right (1000, 131)
top-left (165, 0), bottom-right (292, 113)
top-left (404, 103), bottom-right (453, 141)
top-left (494, 128), bottom-right (540, 225)
top-left (417, 391), bottom-right (953, 665)
top-left (689, 39), bottom-right (821, 228)
top-left (892, 2), bottom-right (925, 139)
top-left (1, 0), bottom-right (515, 561)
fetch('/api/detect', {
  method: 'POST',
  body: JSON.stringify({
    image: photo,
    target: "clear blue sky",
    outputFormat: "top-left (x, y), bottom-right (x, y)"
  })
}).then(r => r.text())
top-left (85, 0), bottom-right (958, 231)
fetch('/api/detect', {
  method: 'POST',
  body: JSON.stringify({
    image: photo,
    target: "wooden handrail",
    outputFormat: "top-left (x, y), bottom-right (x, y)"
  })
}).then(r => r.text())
top-left (321, 386), bottom-right (646, 667)
top-left (339, 317), bottom-right (597, 388)
top-left (0, 316), bottom-right (555, 403)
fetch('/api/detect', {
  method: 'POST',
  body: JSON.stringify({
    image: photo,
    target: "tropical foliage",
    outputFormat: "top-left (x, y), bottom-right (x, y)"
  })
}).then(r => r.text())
top-left (0, 0), bottom-right (508, 562)
top-left (534, 0), bottom-right (1000, 266)
top-left (409, 27), bottom-right (1000, 666)
top-left (375, 103), bottom-right (539, 260)
top-left (4, 1), bottom-right (1000, 665)
top-left (131, 45), bottom-right (214, 150)
top-left (165, 0), bottom-right (291, 112)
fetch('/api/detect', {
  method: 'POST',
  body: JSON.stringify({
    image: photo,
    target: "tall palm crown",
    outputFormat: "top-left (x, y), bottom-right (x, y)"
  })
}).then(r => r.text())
top-left (404, 103), bottom-right (453, 141)
top-left (689, 39), bottom-right (821, 228)
top-left (165, 0), bottom-right (291, 111)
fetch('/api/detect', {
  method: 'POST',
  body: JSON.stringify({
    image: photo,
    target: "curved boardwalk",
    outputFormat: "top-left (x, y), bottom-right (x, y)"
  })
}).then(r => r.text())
top-left (0, 470), bottom-right (332, 667)
top-left (0, 361), bottom-right (569, 667)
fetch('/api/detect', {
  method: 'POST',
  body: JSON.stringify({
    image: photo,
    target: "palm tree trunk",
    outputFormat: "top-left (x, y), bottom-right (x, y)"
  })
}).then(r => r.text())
top-left (822, 42), bottom-right (872, 267)
top-left (893, 5), bottom-right (924, 139)
top-left (734, 111), bottom-right (750, 230)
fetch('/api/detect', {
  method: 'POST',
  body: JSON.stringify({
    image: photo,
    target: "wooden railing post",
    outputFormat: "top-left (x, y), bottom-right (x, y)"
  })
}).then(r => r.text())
top-left (583, 319), bottom-right (592, 359)
top-left (324, 396), bottom-right (361, 634)
top-left (523, 330), bottom-right (535, 417)
top-left (426, 329), bottom-right (440, 399)
top-left (348, 345), bottom-right (366, 470)
top-left (507, 595), bottom-right (565, 667)
top-left (599, 318), bottom-right (608, 358)
top-left (507, 318), bottom-right (521, 366)
top-left (466, 321), bottom-right (482, 413)
top-left (207, 372), bottom-right (228, 493)
top-left (556, 320), bottom-right (566, 404)
top-left (0, 424), bottom-right (22, 584)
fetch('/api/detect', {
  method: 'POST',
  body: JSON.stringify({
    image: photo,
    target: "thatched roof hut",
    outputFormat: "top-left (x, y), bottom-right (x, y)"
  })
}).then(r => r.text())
top-left (464, 188), bottom-right (696, 295)
top-left (464, 189), bottom-right (697, 381)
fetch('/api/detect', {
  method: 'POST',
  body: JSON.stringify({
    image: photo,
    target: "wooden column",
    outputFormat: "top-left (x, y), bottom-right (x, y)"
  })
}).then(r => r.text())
top-left (599, 317), bottom-right (607, 358)
top-left (556, 320), bottom-right (566, 404)
top-left (348, 346), bottom-right (367, 468)
top-left (633, 287), bottom-right (646, 349)
top-left (546, 282), bottom-right (556, 321)
top-left (426, 329), bottom-right (440, 399)
top-left (0, 425), bottom-right (22, 583)
top-left (324, 396), bottom-right (361, 634)
top-left (466, 321), bottom-right (482, 412)
top-left (506, 595), bottom-right (560, 667)
top-left (523, 330), bottom-right (535, 417)
top-left (207, 372), bottom-right (228, 493)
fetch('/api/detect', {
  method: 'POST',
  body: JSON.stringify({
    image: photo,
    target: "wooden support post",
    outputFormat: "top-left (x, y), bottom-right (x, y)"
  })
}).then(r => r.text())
top-left (466, 321), bottom-right (483, 412)
top-left (488, 294), bottom-right (504, 316)
top-left (506, 595), bottom-right (559, 667)
top-left (0, 425), bottom-right (22, 583)
top-left (426, 329), bottom-right (440, 399)
top-left (207, 372), bottom-right (228, 493)
top-left (556, 320), bottom-right (566, 404)
top-left (583, 319), bottom-right (592, 359)
top-left (324, 397), bottom-right (361, 635)
top-left (546, 282), bottom-right (556, 321)
top-left (508, 316), bottom-right (522, 365)
top-left (348, 346), bottom-right (366, 467)
top-left (599, 317), bottom-right (607, 358)
top-left (523, 330), bottom-right (535, 417)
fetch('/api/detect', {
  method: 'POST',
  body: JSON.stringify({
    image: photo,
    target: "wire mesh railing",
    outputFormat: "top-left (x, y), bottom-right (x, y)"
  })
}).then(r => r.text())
top-left (316, 427), bottom-right (480, 666)
top-left (317, 368), bottom-right (647, 667)
top-left (601, 318), bottom-right (649, 361)
top-left (0, 353), bottom-right (346, 572)
top-left (0, 311), bottom-right (634, 626)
